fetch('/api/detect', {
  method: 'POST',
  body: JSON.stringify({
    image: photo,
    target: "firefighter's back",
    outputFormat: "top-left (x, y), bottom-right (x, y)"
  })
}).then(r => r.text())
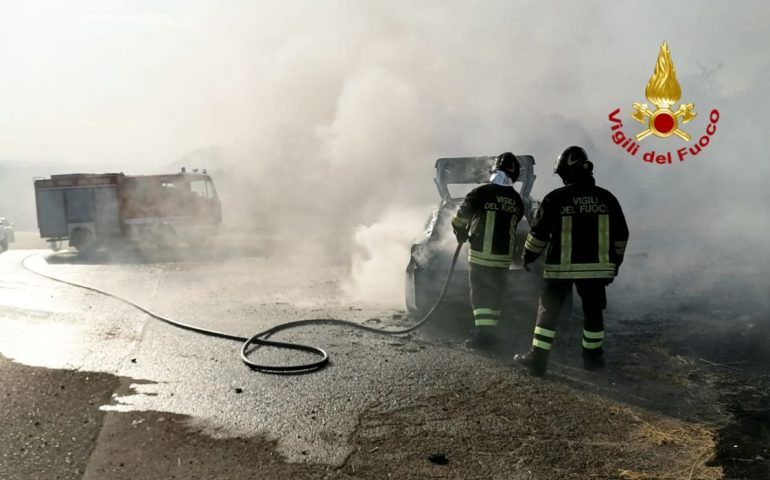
top-left (465, 183), bottom-right (525, 267)
top-left (540, 179), bottom-right (627, 280)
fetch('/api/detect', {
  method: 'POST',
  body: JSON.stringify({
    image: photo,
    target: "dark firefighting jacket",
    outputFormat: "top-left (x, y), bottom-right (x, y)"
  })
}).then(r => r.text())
top-left (452, 184), bottom-right (525, 268)
top-left (523, 176), bottom-right (629, 279)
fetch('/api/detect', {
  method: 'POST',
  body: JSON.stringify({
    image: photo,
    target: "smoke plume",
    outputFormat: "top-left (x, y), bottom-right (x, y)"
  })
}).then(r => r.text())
top-left (1, 1), bottom-right (769, 313)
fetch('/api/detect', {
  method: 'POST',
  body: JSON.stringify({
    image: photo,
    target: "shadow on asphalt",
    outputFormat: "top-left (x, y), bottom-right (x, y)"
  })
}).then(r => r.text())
top-left (0, 354), bottom-right (324, 480)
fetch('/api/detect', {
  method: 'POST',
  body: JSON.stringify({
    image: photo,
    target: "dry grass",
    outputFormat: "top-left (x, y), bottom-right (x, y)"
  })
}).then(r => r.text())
top-left (618, 471), bottom-right (671, 480)
top-left (610, 405), bottom-right (722, 480)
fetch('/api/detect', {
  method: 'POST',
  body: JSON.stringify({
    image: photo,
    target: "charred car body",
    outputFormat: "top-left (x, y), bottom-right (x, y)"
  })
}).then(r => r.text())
top-left (405, 155), bottom-right (543, 324)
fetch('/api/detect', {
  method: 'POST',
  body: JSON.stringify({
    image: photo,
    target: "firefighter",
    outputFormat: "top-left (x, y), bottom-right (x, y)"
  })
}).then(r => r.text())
top-left (514, 146), bottom-right (629, 376)
top-left (452, 152), bottom-right (526, 349)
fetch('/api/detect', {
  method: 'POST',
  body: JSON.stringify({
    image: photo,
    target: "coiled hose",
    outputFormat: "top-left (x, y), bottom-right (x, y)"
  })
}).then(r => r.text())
top-left (22, 243), bottom-right (462, 374)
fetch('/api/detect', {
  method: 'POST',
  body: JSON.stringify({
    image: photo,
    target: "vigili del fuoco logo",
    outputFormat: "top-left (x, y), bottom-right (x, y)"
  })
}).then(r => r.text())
top-left (608, 41), bottom-right (720, 165)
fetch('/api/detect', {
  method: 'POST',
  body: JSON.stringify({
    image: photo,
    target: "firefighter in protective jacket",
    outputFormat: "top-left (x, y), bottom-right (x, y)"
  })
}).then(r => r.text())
top-left (514, 146), bottom-right (629, 375)
top-left (452, 152), bottom-right (525, 349)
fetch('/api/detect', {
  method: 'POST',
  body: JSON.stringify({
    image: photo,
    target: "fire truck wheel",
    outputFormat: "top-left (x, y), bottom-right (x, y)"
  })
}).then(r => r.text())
top-left (70, 228), bottom-right (95, 252)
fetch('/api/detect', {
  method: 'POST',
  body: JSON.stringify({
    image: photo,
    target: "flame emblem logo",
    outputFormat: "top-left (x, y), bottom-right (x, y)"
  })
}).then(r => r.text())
top-left (631, 42), bottom-right (696, 141)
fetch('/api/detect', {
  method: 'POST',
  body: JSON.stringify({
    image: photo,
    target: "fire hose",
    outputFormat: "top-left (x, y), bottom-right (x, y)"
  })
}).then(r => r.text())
top-left (22, 243), bottom-right (462, 375)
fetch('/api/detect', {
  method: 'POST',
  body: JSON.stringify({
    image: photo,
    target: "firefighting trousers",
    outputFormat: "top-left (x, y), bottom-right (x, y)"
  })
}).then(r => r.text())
top-left (530, 279), bottom-right (607, 357)
top-left (469, 263), bottom-right (508, 328)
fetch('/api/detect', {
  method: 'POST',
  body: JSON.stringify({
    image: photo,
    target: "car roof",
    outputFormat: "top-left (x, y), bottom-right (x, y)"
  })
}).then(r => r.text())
top-left (434, 155), bottom-right (536, 201)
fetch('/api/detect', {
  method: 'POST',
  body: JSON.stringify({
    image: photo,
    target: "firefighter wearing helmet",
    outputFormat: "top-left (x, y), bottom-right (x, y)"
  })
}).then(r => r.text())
top-left (514, 146), bottom-right (629, 376)
top-left (452, 152), bottom-right (526, 349)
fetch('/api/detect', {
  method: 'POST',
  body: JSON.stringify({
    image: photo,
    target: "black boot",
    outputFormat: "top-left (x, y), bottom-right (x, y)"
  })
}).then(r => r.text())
top-left (464, 328), bottom-right (497, 350)
top-left (582, 348), bottom-right (605, 371)
top-left (513, 348), bottom-right (549, 377)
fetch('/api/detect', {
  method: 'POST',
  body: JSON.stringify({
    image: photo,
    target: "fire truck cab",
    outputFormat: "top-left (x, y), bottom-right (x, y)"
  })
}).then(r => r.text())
top-left (34, 169), bottom-right (221, 251)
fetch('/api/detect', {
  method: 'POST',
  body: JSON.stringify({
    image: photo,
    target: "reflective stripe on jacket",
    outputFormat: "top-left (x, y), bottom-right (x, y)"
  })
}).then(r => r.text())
top-left (452, 183), bottom-right (525, 268)
top-left (523, 176), bottom-right (629, 279)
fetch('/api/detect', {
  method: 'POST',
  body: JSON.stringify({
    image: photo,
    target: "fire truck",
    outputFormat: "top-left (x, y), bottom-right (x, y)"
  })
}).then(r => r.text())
top-left (33, 169), bottom-right (221, 251)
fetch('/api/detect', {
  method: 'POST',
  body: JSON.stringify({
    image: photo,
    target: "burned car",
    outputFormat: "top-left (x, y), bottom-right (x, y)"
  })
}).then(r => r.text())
top-left (405, 155), bottom-right (543, 326)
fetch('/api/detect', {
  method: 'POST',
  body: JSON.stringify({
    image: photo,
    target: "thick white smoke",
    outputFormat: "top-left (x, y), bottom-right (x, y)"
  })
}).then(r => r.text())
top-left (343, 208), bottom-right (427, 304)
top-left (2, 1), bottom-right (769, 309)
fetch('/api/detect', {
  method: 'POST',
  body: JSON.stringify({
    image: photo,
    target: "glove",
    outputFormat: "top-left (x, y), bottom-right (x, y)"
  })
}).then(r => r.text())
top-left (521, 250), bottom-right (538, 272)
top-left (604, 260), bottom-right (622, 285)
top-left (454, 228), bottom-right (469, 244)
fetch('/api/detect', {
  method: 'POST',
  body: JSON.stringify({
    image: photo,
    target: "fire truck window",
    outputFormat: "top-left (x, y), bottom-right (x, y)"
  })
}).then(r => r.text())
top-left (190, 180), bottom-right (210, 198)
top-left (205, 180), bottom-right (216, 199)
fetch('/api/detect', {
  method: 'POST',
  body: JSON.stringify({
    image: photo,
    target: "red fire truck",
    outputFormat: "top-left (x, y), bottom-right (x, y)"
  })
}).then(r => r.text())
top-left (34, 169), bottom-right (221, 251)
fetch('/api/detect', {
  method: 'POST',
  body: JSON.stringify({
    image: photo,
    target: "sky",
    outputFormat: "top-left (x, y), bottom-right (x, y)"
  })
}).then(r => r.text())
top-left (1, 1), bottom-right (765, 171)
top-left (1, 1), bottom-right (769, 302)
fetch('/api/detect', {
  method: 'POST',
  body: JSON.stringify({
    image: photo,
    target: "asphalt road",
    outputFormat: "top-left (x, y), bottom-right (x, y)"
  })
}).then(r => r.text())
top-left (1, 244), bottom-right (527, 478)
top-left (1, 237), bottom-right (767, 479)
